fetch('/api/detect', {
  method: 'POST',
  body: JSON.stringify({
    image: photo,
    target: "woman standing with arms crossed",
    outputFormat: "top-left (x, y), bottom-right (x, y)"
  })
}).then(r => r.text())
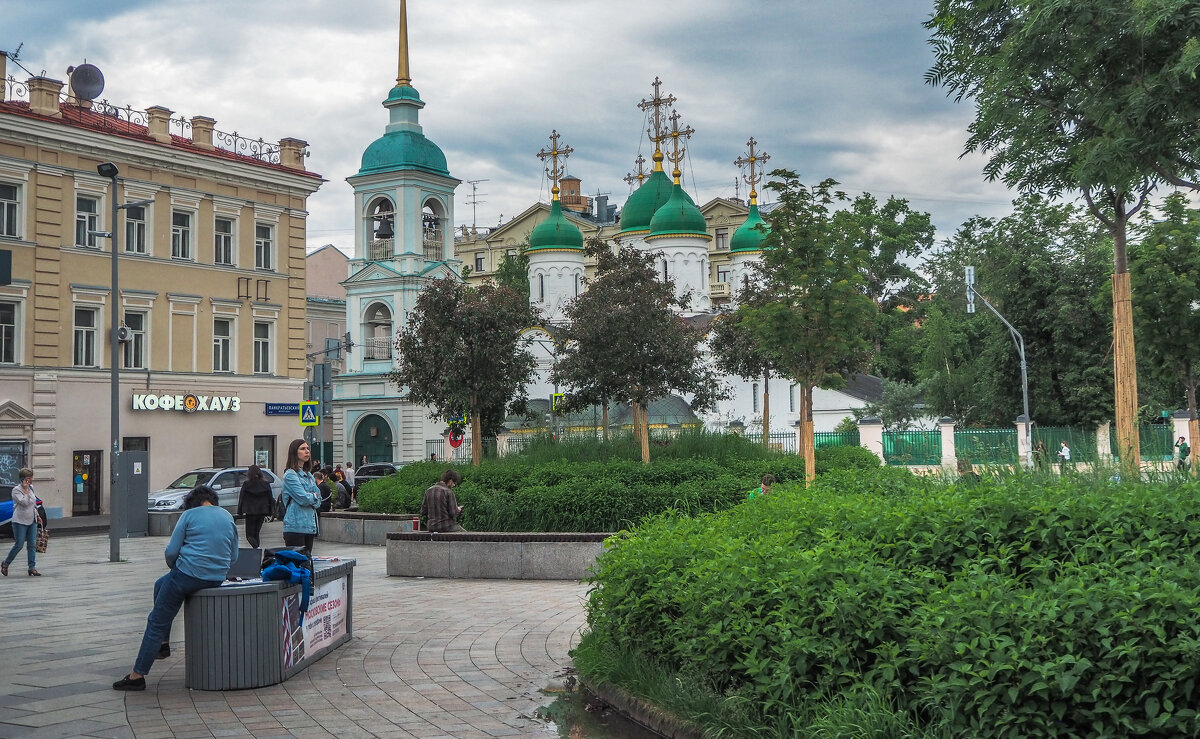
top-left (3, 468), bottom-right (42, 576)
top-left (236, 464), bottom-right (273, 549)
top-left (281, 439), bottom-right (320, 554)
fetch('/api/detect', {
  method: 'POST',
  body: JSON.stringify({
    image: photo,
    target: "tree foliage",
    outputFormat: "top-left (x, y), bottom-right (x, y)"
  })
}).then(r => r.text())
top-left (740, 170), bottom-right (877, 481)
top-left (389, 278), bottom-right (537, 465)
top-left (491, 243), bottom-right (531, 302)
top-left (553, 239), bottom-right (726, 463)
top-left (710, 280), bottom-right (784, 445)
top-left (854, 378), bottom-right (930, 432)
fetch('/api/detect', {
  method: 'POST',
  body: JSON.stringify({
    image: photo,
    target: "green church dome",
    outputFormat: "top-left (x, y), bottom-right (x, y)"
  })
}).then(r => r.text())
top-left (648, 183), bottom-right (708, 238)
top-left (358, 129), bottom-right (449, 176)
top-left (527, 199), bottom-right (584, 252)
top-left (730, 203), bottom-right (769, 253)
top-left (618, 169), bottom-right (674, 234)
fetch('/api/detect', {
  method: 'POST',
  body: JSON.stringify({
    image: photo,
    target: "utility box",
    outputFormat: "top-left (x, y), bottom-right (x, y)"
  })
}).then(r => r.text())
top-left (121, 451), bottom-right (150, 537)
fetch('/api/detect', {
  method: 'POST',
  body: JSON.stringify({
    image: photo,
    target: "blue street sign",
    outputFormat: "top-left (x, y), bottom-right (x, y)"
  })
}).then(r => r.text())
top-left (265, 403), bottom-right (300, 416)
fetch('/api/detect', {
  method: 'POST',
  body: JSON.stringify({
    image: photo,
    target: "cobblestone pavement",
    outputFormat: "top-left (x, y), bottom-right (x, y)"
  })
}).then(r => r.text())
top-left (0, 524), bottom-right (588, 738)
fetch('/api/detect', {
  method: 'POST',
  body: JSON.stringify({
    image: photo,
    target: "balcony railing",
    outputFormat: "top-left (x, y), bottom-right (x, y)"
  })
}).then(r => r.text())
top-left (369, 238), bottom-right (393, 262)
top-left (363, 336), bottom-right (393, 361)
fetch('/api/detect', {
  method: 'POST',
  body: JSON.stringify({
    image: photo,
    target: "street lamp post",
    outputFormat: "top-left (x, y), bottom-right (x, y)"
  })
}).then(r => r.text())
top-left (94, 162), bottom-right (153, 562)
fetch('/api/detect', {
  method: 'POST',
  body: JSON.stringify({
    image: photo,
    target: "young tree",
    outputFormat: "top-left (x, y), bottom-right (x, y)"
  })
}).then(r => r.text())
top-left (742, 170), bottom-right (876, 483)
top-left (390, 278), bottom-right (537, 466)
top-left (491, 244), bottom-right (530, 301)
top-left (553, 239), bottom-right (726, 463)
top-left (854, 378), bottom-right (929, 432)
top-left (710, 280), bottom-right (784, 446)
top-left (1131, 193), bottom-right (1200, 473)
top-left (924, 0), bottom-right (1200, 468)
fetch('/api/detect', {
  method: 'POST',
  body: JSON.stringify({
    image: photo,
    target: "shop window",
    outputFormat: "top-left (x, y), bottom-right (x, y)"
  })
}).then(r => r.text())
top-left (213, 436), bottom-right (236, 468)
top-left (122, 437), bottom-right (149, 452)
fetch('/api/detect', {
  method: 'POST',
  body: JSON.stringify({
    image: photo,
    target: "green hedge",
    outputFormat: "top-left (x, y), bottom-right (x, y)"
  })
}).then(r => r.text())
top-left (356, 443), bottom-right (880, 532)
top-left (583, 472), bottom-right (1200, 737)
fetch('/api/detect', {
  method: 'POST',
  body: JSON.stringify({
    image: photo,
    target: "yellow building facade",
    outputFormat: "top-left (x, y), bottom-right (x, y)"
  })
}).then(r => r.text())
top-left (0, 62), bottom-right (322, 517)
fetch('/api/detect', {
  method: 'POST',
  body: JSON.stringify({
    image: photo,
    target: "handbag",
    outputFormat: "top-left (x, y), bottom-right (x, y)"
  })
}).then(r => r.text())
top-left (35, 523), bottom-right (49, 554)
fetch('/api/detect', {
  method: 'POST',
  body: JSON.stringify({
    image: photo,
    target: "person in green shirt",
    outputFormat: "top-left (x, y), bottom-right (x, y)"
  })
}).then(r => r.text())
top-left (1177, 436), bottom-right (1191, 472)
top-left (747, 474), bottom-right (775, 500)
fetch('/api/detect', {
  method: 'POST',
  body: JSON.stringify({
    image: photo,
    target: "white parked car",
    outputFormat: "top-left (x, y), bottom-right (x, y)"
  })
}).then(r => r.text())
top-left (147, 467), bottom-right (283, 513)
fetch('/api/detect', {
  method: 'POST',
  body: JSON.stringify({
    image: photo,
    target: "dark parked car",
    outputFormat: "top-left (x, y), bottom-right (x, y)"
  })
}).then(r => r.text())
top-left (0, 478), bottom-right (48, 539)
top-left (353, 462), bottom-right (404, 493)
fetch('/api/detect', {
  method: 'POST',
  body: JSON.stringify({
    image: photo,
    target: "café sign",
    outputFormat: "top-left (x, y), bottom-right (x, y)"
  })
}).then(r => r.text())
top-left (132, 393), bottom-right (241, 413)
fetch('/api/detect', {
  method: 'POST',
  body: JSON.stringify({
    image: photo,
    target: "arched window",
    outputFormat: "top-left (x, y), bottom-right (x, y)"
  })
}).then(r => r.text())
top-left (422, 199), bottom-right (443, 261)
top-left (662, 259), bottom-right (669, 282)
top-left (362, 302), bottom-right (393, 360)
top-left (538, 274), bottom-right (545, 302)
top-left (366, 197), bottom-right (394, 261)
top-left (574, 272), bottom-right (580, 297)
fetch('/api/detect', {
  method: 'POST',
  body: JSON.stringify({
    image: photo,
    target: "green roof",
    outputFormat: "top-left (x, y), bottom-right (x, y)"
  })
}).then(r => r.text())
top-left (618, 169), bottom-right (673, 234)
top-left (358, 129), bottom-right (449, 176)
top-left (648, 183), bottom-right (708, 238)
top-left (730, 203), bottom-right (769, 253)
top-left (527, 199), bottom-right (584, 252)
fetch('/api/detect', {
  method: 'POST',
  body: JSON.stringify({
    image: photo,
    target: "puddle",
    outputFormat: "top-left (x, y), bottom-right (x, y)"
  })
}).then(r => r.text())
top-left (537, 672), bottom-right (664, 738)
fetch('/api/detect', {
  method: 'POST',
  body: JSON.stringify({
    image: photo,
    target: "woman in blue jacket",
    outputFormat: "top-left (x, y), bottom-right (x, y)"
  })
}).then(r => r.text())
top-left (281, 438), bottom-right (320, 554)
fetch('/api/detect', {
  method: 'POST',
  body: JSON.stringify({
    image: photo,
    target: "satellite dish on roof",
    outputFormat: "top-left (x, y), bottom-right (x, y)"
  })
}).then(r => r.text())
top-left (69, 63), bottom-right (105, 101)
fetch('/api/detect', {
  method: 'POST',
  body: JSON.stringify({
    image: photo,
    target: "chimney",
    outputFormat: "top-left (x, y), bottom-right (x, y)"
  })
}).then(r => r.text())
top-left (278, 138), bottom-right (307, 170)
top-left (190, 116), bottom-right (215, 150)
top-left (28, 76), bottom-right (64, 119)
top-left (145, 106), bottom-right (172, 143)
top-left (595, 195), bottom-right (608, 221)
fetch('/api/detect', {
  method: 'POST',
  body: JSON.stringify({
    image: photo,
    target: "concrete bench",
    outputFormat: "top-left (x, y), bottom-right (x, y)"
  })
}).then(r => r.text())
top-left (319, 512), bottom-right (419, 546)
top-left (385, 531), bottom-right (610, 580)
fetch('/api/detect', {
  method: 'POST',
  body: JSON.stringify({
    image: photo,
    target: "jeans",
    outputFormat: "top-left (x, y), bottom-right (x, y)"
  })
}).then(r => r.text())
top-left (4, 521), bottom-right (36, 570)
top-left (133, 568), bottom-right (222, 676)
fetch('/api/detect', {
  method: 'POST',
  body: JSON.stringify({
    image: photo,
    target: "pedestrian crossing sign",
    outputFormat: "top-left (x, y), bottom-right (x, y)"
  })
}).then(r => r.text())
top-left (299, 401), bottom-right (319, 426)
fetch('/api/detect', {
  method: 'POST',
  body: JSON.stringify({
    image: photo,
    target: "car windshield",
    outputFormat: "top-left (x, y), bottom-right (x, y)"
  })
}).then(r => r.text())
top-left (167, 471), bottom-right (215, 489)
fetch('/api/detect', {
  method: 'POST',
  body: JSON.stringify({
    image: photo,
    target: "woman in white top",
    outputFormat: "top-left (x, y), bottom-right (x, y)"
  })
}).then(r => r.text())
top-left (3, 467), bottom-right (43, 576)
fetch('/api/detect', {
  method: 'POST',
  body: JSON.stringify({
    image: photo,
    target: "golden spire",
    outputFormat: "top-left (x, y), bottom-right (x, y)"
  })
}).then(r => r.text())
top-left (536, 129), bottom-right (573, 202)
top-left (637, 77), bottom-right (675, 172)
top-left (623, 154), bottom-right (648, 186)
top-left (396, 0), bottom-right (412, 87)
top-left (734, 137), bottom-right (771, 205)
top-left (664, 109), bottom-right (694, 186)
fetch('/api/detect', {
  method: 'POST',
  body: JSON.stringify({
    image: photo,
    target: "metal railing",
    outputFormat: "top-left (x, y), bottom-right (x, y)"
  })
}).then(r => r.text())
top-left (883, 430), bottom-right (942, 466)
top-left (1109, 424), bottom-right (1176, 462)
top-left (368, 238), bottom-right (393, 261)
top-left (362, 336), bottom-right (392, 361)
top-left (813, 430), bottom-right (861, 449)
top-left (954, 428), bottom-right (1018, 465)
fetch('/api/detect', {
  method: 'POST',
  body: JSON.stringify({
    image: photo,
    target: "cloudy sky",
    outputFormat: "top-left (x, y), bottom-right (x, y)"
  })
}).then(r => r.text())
top-left (7, 0), bottom-right (1017, 251)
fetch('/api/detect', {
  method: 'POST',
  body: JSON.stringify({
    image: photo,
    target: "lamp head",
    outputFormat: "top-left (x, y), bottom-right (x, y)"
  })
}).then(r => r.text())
top-left (97, 162), bottom-right (119, 179)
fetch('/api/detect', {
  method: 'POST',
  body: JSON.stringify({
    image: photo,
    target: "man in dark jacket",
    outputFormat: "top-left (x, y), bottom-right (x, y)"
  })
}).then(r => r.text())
top-left (314, 471), bottom-right (333, 514)
top-left (421, 469), bottom-right (463, 533)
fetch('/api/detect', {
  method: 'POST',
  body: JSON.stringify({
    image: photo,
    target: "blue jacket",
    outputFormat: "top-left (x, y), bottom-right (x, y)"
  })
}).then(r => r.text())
top-left (282, 468), bottom-right (319, 534)
top-left (165, 505), bottom-right (238, 581)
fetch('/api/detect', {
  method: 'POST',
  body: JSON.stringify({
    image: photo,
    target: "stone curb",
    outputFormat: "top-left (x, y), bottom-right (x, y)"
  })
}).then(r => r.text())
top-left (582, 676), bottom-right (705, 739)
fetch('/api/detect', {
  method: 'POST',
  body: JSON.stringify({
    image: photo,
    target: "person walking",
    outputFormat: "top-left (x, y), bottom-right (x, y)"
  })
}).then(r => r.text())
top-left (112, 485), bottom-right (237, 691)
top-left (1177, 436), bottom-right (1191, 472)
top-left (1057, 440), bottom-right (1072, 470)
top-left (421, 469), bottom-right (464, 533)
top-left (236, 464), bottom-right (273, 549)
top-left (281, 438), bottom-right (320, 554)
top-left (3, 467), bottom-right (43, 577)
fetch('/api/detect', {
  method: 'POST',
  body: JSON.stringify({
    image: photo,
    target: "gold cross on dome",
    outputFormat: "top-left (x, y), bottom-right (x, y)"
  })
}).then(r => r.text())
top-left (664, 110), bottom-right (695, 185)
top-left (623, 154), bottom-right (648, 186)
top-left (536, 129), bottom-right (574, 201)
top-left (637, 76), bottom-right (676, 155)
top-left (734, 137), bottom-right (771, 205)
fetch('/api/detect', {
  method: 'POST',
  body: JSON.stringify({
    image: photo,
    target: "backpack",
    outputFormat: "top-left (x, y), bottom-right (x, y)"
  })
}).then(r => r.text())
top-left (318, 483), bottom-right (332, 513)
top-left (261, 549), bottom-right (312, 623)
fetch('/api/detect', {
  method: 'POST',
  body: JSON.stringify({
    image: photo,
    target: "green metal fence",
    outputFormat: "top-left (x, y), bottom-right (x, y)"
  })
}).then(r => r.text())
top-left (760, 431), bottom-right (797, 453)
top-left (954, 428), bottom-right (1018, 465)
top-left (1108, 424), bottom-right (1176, 461)
top-left (883, 430), bottom-right (942, 466)
top-left (813, 430), bottom-right (861, 449)
top-left (1033, 426), bottom-right (1098, 464)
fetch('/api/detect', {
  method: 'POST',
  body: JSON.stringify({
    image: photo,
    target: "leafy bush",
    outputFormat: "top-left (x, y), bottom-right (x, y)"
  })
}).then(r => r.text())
top-left (355, 434), bottom-right (876, 532)
top-left (582, 472), bottom-right (1200, 737)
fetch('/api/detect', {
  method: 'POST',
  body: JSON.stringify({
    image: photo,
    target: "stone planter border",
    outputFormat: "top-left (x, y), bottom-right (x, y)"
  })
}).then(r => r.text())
top-left (385, 531), bottom-right (610, 580)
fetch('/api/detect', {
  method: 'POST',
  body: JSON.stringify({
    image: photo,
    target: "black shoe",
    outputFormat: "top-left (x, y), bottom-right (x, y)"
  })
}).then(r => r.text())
top-left (112, 674), bottom-right (146, 691)
top-left (157, 643), bottom-right (171, 659)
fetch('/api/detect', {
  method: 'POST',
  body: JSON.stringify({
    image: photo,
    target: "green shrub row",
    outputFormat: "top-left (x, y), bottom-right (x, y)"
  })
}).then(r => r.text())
top-left (583, 472), bottom-right (1200, 737)
top-left (356, 440), bottom-right (879, 532)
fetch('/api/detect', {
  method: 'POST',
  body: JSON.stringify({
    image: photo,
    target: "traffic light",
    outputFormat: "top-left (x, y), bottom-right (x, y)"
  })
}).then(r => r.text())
top-left (343, 332), bottom-right (354, 354)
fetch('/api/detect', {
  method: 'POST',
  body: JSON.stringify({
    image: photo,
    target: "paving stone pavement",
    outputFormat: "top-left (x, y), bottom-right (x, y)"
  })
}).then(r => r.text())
top-left (0, 523), bottom-right (588, 738)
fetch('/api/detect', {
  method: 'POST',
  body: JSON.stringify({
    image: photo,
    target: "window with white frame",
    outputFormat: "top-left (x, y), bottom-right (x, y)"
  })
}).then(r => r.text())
top-left (76, 196), bottom-right (99, 247)
top-left (213, 318), bottom-right (232, 372)
top-left (0, 301), bottom-right (15, 363)
top-left (715, 228), bottom-right (729, 251)
top-left (124, 205), bottom-right (147, 254)
top-left (214, 218), bottom-right (235, 265)
top-left (253, 321), bottom-right (271, 374)
top-left (255, 223), bottom-right (273, 270)
top-left (0, 183), bottom-right (18, 238)
top-left (73, 307), bottom-right (98, 367)
top-left (717, 266), bottom-right (730, 283)
top-left (171, 211), bottom-right (192, 259)
top-left (122, 311), bottom-right (147, 369)
top-left (474, 253), bottom-right (485, 272)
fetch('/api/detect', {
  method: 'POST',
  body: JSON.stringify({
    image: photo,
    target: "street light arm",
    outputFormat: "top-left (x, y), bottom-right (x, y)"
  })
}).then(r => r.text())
top-left (968, 283), bottom-right (1032, 469)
